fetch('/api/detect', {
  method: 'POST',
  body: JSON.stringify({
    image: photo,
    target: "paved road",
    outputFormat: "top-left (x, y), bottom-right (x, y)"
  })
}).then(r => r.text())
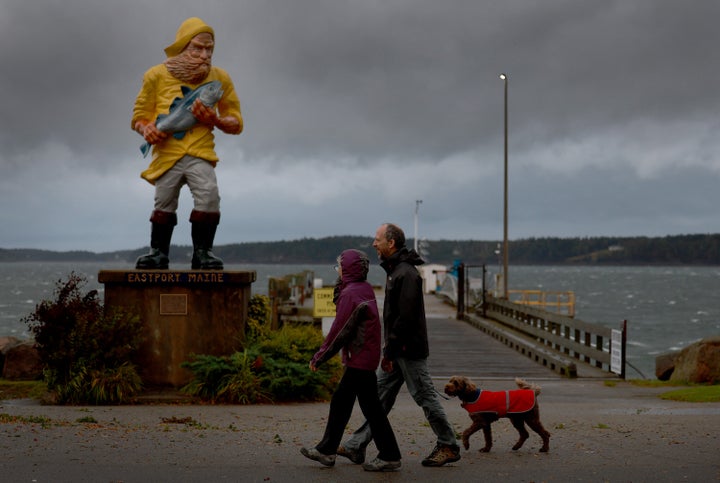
top-left (1, 293), bottom-right (718, 482)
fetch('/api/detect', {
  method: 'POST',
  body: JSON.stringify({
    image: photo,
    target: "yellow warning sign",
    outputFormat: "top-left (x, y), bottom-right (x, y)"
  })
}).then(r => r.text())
top-left (313, 287), bottom-right (336, 317)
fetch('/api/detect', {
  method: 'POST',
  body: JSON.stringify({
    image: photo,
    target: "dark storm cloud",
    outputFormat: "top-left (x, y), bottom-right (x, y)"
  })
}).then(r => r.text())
top-left (0, 0), bottom-right (718, 251)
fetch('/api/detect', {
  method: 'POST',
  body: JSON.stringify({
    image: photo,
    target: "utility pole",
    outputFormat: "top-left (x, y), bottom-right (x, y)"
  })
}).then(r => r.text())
top-left (500, 73), bottom-right (509, 299)
top-left (414, 200), bottom-right (423, 252)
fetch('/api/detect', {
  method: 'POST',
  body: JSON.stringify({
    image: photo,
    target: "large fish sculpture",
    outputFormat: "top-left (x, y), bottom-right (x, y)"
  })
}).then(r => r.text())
top-left (140, 80), bottom-right (224, 157)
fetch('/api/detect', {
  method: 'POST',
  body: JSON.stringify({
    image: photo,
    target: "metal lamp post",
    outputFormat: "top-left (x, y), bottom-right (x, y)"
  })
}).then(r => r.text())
top-left (499, 73), bottom-right (509, 299)
top-left (414, 199), bottom-right (422, 252)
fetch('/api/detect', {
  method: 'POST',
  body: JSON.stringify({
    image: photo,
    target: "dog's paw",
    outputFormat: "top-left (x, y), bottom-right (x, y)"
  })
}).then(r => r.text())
top-left (479, 447), bottom-right (491, 453)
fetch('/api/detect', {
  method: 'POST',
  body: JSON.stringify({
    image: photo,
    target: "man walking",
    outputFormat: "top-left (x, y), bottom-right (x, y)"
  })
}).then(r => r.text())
top-left (337, 223), bottom-right (461, 467)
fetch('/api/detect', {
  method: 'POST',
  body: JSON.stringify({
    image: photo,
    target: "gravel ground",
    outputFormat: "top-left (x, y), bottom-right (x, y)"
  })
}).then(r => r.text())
top-left (1, 294), bottom-right (718, 482)
top-left (2, 377), bottom-right (719, 482)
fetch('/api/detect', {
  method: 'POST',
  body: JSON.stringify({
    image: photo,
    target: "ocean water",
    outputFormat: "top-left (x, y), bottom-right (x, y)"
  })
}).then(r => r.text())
top-left (1, 262), bottom-right (718, 380)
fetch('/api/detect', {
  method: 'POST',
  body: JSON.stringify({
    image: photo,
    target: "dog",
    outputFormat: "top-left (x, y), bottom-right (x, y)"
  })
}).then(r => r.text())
top-left (444, 376), bottom-right (550, 453)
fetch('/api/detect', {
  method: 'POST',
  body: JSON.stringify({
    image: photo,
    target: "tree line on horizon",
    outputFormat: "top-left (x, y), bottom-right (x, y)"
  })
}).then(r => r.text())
top-left (1, 234), bottom-right (719, 265)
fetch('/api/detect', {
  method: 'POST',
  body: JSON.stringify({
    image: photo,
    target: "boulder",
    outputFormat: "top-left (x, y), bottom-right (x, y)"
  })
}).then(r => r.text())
top-left (1, 340), bottom-right (43, 381)
top-left (0, 336), bottom-right (22, 375)
top-left (668, 336), bottom-right (720, 384)
top-left (0, 336), bottom-right (22, 349)
top-left (654, 352), bottom-right (676, 381)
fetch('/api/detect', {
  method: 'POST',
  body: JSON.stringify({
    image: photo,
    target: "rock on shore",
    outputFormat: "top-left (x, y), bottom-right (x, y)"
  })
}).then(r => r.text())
top-left (656, 336), bottom-right (720, 383)
top-left (0, 337), bottom-right (42, 380)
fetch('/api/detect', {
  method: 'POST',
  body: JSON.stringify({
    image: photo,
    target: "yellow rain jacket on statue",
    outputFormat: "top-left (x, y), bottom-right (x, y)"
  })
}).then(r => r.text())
top-left (131, 64), bottom-right (242, 184)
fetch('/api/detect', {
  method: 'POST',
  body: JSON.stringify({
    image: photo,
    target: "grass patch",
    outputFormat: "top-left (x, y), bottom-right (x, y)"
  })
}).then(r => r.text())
top-left (659, 385), bottom-right (720, 403)
top-left (629, 379), bottom-right (720, 402)
top-left (629, 379), bottom-right (683, 387)
top-left (0, 413), bottom-right (55, 428)
top-left (0, 380), bottom-right (47, 400)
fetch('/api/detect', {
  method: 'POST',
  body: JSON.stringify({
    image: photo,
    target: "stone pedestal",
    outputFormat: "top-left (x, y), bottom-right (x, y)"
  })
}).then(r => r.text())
top-left (98, 270), bottom-right (256, 387)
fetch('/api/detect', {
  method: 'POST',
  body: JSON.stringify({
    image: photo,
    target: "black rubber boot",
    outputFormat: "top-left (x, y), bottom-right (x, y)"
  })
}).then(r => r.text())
top-left (135, 211), bottom-right (177, 269)
top-left (190, 210), bottom-right (223, 270)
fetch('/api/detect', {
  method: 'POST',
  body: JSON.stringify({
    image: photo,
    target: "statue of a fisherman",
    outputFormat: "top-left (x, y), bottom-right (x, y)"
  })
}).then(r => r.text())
top-left (132, 17), bottom-right (242, 270)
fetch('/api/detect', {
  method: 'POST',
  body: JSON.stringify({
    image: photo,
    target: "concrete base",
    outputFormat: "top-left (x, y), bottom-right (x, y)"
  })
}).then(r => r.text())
top-left (98, 270), bottom-right (256, 387)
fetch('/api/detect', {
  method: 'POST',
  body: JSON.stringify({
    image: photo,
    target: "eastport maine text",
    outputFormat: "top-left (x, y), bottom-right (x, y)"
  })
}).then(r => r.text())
top-left (126, 272), bottom-right (225, 283)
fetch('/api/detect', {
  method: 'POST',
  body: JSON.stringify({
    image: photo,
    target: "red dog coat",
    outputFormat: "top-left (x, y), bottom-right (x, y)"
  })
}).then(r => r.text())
top-left (461, 389), bottom-right (536, 417)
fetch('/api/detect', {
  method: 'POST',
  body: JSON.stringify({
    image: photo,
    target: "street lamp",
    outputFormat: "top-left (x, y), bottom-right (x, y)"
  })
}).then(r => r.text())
top-left (499, 73), bottom-right (509, 299)
top-left (414, 199), bottom-right (423, 252)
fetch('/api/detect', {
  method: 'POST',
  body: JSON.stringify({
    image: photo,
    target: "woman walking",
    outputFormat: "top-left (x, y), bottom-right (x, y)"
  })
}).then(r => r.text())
top-left (300, 249), bottom-right (401, 472)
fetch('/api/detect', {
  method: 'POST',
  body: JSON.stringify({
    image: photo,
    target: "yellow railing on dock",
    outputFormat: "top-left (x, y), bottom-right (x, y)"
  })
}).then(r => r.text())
top-left (507, 290), bottom-right (575, 317)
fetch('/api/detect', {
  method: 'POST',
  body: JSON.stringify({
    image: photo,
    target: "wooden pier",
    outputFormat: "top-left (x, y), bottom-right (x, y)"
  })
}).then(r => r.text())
top-left (421, 292), bottom-right (611, 381)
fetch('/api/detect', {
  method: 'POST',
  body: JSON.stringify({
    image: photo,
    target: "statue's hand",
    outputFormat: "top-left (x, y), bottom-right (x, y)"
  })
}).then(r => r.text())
top-left (191, 99), bottom-right (218, 128)
top-left (191, 99), bottom-right (241, 134)
top-left (136, 120), bottom-right (167, 144)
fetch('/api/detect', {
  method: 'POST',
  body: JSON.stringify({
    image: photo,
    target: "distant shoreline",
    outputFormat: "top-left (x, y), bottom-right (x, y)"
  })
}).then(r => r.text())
top-left (2, 233), bottom-right (720, 265)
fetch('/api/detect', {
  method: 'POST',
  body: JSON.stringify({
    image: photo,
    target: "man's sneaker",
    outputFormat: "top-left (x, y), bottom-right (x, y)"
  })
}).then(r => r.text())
top-left (337, 445), bottom-right (366, 464)
top-left (300, 447), bottom-right (336, 467)
top-left (421, 444), bottom-right (461, 467)
top-left (362, 457), bottom-right (401, 472)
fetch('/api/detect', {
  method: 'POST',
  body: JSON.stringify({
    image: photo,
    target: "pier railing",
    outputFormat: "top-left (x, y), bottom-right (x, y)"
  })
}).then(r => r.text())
top-left (507, 290), bottom-right (576, 317)
top-left (455, 263), bottom-right (626, 378)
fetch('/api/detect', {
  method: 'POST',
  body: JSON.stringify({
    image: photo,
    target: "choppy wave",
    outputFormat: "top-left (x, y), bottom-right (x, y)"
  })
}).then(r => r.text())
top-left (2, 261), bottom-right (719, 380)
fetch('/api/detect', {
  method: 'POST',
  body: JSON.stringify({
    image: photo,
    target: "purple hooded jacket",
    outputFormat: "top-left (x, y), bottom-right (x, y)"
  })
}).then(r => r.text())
top-left (310, 249), bottom-right (382, 371)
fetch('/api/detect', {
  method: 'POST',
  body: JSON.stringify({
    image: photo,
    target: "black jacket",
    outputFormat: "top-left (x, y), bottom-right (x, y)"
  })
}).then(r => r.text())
top-left (380, 247), bottom-right (429, 360)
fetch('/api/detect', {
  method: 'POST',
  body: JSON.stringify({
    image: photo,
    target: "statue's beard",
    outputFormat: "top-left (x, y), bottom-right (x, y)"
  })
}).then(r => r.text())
top-left (164, 52), bottom-right (211, 84)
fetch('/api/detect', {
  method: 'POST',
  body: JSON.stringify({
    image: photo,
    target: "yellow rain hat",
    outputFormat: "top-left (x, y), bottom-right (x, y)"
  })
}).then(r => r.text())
top-left (164, 17), bottom-right (214, 57)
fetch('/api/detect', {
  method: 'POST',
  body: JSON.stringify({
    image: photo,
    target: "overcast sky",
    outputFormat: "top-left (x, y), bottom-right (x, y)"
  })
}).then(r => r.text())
top-left (1, 0), bottom-right (718, 253)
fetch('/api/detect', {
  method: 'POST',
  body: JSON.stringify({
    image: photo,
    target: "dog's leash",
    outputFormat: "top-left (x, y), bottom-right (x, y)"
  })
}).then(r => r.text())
top-left (435, 389), bottom-right (450, 400)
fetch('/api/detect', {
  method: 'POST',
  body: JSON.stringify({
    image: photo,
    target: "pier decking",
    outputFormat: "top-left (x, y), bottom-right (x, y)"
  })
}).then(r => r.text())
top-left (421, 292), bottom-right (609, 380)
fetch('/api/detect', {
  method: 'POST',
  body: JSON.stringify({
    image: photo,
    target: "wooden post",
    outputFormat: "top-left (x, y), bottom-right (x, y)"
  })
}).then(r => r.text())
top-left (621, 319), bottom-right (627, 379)
top-left (456, 263), bottom-right (465, 320)
top-left (481, 264), bottom-right (487, 317)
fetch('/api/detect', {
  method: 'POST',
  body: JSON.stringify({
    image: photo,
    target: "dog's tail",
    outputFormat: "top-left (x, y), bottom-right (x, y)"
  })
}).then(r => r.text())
top-left (515, 377), bottom-right (541, 395)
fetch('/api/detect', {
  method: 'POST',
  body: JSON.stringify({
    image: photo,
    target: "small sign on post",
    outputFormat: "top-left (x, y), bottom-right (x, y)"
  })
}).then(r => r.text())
top-left (611, 328), bottom-right (623, 375)
top-left (313, 287), bottom-right (336, 318)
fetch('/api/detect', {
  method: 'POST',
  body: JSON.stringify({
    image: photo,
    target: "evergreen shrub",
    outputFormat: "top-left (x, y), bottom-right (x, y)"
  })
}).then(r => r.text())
top-left (182, 296), bottom-right (342, 403)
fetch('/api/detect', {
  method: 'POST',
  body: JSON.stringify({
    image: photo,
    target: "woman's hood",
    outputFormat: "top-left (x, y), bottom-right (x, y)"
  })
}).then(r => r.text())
top-left (340, 249), bottom-right (370, 283)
